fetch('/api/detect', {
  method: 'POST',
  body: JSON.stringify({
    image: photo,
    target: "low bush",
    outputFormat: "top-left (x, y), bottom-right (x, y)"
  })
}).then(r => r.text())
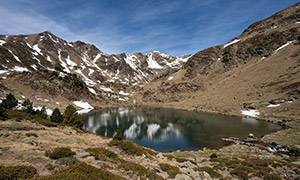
top-left (195, 166), bottom-right (222, 178)
top-left (264, 174), bottom-right (282, 180)
top-left (113, 129), bottom-right (123, 140)
top-left (86, 147), bottom-right (119, 162)
top-left (108, 140), bottom-right (144, 156)
top-left (210, 153), bottom-right (218, 159)
top-left (119, 162), bottom-right (163, 180)
top-left (0, 165), bottom-right (37, 179)
top-left (159, 163), bottom-right (181, 179)
top-left (45, 147), bottom-right (76, 160)
top-left (165, 154), bottom-right (197, 165)
top-left (36, 163), bottom-right (125, 180)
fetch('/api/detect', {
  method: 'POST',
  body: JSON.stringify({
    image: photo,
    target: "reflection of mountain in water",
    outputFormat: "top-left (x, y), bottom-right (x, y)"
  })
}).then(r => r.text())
top-left (83, 107), bottom-right (182, 142)
top-left (81, 107), bottom-right (281, 152)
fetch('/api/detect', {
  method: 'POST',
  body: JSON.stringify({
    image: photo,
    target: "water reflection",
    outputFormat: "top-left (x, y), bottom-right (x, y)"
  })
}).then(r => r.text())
top-left (82, 107), bottom-right (281, 152)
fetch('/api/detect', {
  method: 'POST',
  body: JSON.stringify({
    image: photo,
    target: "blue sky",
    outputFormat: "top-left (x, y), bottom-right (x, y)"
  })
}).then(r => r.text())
top-left (0, 0), bottom-right (298, 56)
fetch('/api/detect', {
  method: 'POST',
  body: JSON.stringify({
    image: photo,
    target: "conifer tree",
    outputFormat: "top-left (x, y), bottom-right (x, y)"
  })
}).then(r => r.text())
top-left (1, 93), bottom-right (18, 109)
top-left (50, 108), bottom-right (63, 123)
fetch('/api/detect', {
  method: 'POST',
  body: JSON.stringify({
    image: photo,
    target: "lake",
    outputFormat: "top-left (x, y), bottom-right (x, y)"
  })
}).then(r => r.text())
top-left (82, 107), bottom-right (281, 152)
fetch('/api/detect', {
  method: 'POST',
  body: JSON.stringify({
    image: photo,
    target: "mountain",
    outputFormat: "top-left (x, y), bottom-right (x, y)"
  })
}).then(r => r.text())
top-left (136, 2), bottom-right (300, 122)
top-left (0, 32), bottom-right (190, 108)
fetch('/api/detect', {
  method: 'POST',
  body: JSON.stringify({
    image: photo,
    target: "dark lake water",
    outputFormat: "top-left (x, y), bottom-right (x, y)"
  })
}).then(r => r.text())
top-left (81, 107), bottom-right (281, 152)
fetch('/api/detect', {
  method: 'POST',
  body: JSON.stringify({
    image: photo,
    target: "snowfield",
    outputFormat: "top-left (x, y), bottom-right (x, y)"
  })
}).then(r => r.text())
top-left (73, 101), bottom-right (93, 109)
top-left (241, 110), bottom-right (260, 118)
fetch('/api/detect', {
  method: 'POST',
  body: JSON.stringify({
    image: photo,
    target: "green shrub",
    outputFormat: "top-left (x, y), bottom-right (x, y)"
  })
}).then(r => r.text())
top-left (264, 174), bottom-right (282, 180)
top-left (45, 147), bottom-right (76, 160)
top-left (0, 165), bottom-right (37, 179)
top-left (86, 147), bottom-right (119, 161)
top-left (210, 153), bottom-right (218, 159)
top-left (119, 162), bottom-right (163, 180)
top-left (195, 166), bottom-right (222, 178)
top-left (113, 129), bottom-right (123, 140)
top-left (108, 140), bottom-right (144, 156)
top-left (165, 154), bottom-right (197, 165)
top-left (1, 93), bottom-right (18, 109)
top-left (36, 162), bottom-right (125, 180)
top-left (159, 163), bottom-right (181, 178)
top-left (50, 108), bottom-right (63, 123)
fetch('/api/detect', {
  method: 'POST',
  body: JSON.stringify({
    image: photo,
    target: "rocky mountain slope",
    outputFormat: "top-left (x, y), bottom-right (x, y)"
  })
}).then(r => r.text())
top-left (0, 31), bottom-right (190, 109)
top-left (137, 2), bottom-right (300, 119)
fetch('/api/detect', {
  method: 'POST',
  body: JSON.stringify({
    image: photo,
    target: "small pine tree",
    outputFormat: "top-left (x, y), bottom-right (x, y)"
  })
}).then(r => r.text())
top-left (22, 99), bottom-right (33, 114)
top-left (50, 108), bottom-right (63, 123)
top-left (63, 105), bottom-right (77, 121)
top-left (63, 105), bottom-right (83, 129)
top-left (1, 93), bottom-right (18, 109)
top-left (113, 129), bottom-right (123, 140)
top-left (39, 106), bottom-right (47, 119)
top-left (0, 104), bottom-right (7, 120)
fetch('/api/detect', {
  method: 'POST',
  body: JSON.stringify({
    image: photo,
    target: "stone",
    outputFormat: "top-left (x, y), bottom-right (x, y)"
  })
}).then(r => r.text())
top-left (156, 153), bottom-right (164, 159)
top-left (248, 133), bottom-right (254, 138)
top-left (74, 152), bottom-right (90, 159)
top-left (199, 171), bottom-right (213, 180)
top-left (141, 153), bottom-right (146, 159)
top-left (174, 174), bottom-right (193, 180)
top-left (179, 161), bottom-right (196, 169)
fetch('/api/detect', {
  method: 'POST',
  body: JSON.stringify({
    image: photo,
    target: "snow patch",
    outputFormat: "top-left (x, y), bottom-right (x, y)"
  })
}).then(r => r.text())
top-left (275, 41), bottom-right (293, 53)
top-left (119, 91), bottom-right (129, 96)
top-left (267, 104), bottom-right (280, 107)
top-left (66, 55), bottom-right (77, 67)
top-left (296, 21), bottom-right (300, 24)
top-left (224, 39), bottom-right (240, 48)
top-left (93, 53), bottom-right (101, 63)
top-left (0, 40), bottom-right (6, 46)
top-left (88, 68), bottom-right (94, 76)
top-left (124, 55), bottom-right (138, 70)
top-left (147, 54), bottom-right (163, 69)
top-left (100, 87), bottom-right (113, 92)
top-left (12, 66), bottom-right (29, 72)
top-left (8, 50), bottom-right (21, 62)
top-left (31, 64), bottom-right (37, 70)
top-left (74, 69), bottom-right (96, 86)
top-left (118, 98), bottom-right (126, 101)
top-left (73, 101), bottom-right (93, 109)
top-left (168, 76), bottom-right (174, 80)
top-left (241, 110), bottom-right (260, 118)
top-left (33, 44), bottom-right (43, 55)
top-left (33, 106), bottom-right (53, 116)
top-left (0, 70), bottom-right (9, 74)
top-left (77, 108), bottom-right (93, 114)
top-left (88, 87), bottom-right (98, 95)
top-left (46, 56), bottom-right (52, 62)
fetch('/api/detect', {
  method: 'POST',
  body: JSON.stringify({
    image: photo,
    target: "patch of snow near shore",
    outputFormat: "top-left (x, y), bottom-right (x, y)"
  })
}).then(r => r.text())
top-left (224, 39), bottom-right (240, 48)
top-left (268, 104), bottom-right (280, 107)
top-left (241, 110), bottom-right (260, 118)
top-left (73, 101), bottom-right (93, 109)
top-left (77, 108), bottom-right (93, 114)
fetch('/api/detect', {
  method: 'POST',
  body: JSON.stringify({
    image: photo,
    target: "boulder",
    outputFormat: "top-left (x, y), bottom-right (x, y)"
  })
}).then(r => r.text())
top-left (74, 152), bottom-right (90, 159)
top-left (174, 174), bottom-right (193, 180)
top-left (156, 153), bottom-right (164, 159)
top-left (199, 171), bottom-right (213, 180)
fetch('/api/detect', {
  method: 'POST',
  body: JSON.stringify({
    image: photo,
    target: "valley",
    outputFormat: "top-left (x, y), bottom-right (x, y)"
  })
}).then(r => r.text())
top-left (0, 1), bottom-right (300, 180)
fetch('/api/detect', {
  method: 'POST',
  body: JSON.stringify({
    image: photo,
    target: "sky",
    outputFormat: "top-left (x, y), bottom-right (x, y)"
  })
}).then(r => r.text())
top-left (0, 0), bottom-right (298, 56)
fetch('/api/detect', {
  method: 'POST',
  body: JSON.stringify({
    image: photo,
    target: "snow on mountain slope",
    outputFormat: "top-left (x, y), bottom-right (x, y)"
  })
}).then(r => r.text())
top-left (0, 31), bottom-right (191, 99)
